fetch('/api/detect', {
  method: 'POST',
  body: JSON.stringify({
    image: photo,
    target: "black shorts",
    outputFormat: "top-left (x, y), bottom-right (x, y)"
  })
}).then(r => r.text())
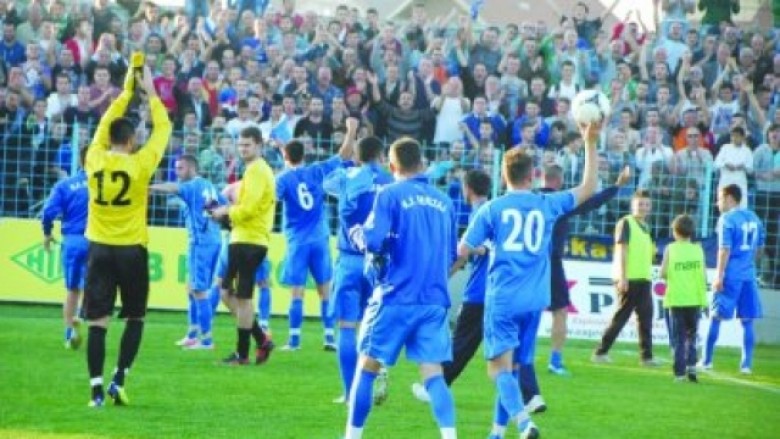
top-left (549, 257), bottom-right (571, 311)
top-left (84, 243), bottom-right (149, 320)
top-left (222, 243), bottom-right (267, 299)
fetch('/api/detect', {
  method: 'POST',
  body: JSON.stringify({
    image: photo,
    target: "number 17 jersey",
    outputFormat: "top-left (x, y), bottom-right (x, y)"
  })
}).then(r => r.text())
top-left (718, 208), bottom-right (765, 282)
top-left (462, 190), bottom-right (575, 313)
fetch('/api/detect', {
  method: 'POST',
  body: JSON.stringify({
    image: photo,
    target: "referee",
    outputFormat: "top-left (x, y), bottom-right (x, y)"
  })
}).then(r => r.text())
top-left (210, 126), bottom-right (276, 365)
top-left (83, 65), bottom-right (172, 407)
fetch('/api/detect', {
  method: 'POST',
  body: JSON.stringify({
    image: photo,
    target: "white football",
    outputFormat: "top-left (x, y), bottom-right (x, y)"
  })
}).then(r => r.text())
top-left (571, 89), bottom-right (611, 125)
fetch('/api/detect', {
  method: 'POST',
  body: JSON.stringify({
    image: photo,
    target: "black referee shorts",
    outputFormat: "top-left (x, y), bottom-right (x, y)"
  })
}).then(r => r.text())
top-left (222, 243), bottom-right (268, 299)
top-left (84, 243), bottom-right (149, 320)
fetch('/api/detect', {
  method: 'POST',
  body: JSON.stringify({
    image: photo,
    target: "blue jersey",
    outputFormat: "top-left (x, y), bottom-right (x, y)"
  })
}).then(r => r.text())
top-left (356, 175), bottom-right (457, 307)
top-left (462, 200), bottom-right (489, 304)
top-left (42, 170), bottom-right (89, 236)
top-left (463, 190), bottom-right (576, 312)
top-left (276, 156), bottom-right (343, 245)
top-left (324, 162), bottom-right (394, 255)
top-left (718, 208), bottom-right (765, 281)
top-left (177, 176), bottom-right (223, 245)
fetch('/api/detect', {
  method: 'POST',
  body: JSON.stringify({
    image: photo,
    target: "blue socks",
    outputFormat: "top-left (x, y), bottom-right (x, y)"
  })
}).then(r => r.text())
top-left (196, 298), bottom-right (212, 342)
top-left (258, 286), bottom-right (271, 329)
top-left (338, 327), bottom-right (358, 396)
top-left (321, 299), bottom-right (335, 344)
top-left (187, 294), bottom-right (198, 338)
top-left (550, 350), bottom-right (562, 368)
top-left (495, 370), bottom-right (523, 421)
top-left (741, 320), bottom-right (755, 369)
top-left (425, 375), bottom-right (456, 429)
top-left (348, 369), bottom-right (377, 429)
top-left (704, 318), bottom-right (721, 365)
top-left (519, 364), bottom-right (540, 401)
top-left (289, 297), bottom-right (303, 347)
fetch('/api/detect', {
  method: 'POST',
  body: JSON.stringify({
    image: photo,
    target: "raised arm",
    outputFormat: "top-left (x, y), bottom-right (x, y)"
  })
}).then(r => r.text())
top-left (570, 122), bottom-right (600, 205)
top-left (149, 182), bottom-right (180, 194)
top-left (138, 65), bottom-right (173, 168)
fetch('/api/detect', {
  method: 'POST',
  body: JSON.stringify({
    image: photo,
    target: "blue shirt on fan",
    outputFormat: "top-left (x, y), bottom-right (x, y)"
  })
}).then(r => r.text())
top-left (324, 162), bottom-right (393, 255)
top-left (276, 156), bottom-right (343, 245)
top-left (42, 170), bottom-right (89, 236)
top-left (718, 208), bottom-right (765, 281)
top-left (353, 175), bottom-right (457, 307)
top-left (462, 190), bottom-right (576, 312)
top-left (177, 176), bottom-right (223, 245)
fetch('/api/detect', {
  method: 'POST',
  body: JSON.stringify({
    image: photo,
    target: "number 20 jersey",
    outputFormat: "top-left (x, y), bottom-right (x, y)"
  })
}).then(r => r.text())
top-left (85, 94), bottom-right (171, 246)
top-left (462, 190), bottom-right (575, 313)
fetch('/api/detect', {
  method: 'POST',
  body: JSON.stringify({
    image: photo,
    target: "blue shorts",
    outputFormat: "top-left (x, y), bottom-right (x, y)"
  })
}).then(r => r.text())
top-left (61, 235), bottom-right (88, 291)
top-left (330, 253), bottom-right (371, 322)
top-left (712, 278), bottom-right (763, 320)
top-left (215, 239), bottom-right (229, 280)
top-left (188, 242), bottom-right (221, 292)
top-left (358, 301), bottom-right (452, 367)
top-left (484, 302), bottom-right (543, 361)
top-left (281, 239), bottom-right (333, 286)
top-left (254, 258), bottom-right (271, 284)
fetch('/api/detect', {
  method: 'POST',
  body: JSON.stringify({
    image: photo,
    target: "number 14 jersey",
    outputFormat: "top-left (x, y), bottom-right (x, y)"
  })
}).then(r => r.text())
top-left (462, 190), bottom-right (575, 313)
top-left (85, 93), bottom-right (172, 246)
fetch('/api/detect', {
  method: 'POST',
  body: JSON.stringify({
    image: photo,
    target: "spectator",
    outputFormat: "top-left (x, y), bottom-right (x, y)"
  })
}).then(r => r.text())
top-left (670, 125), bottom-right (715, 187)
top-left (753, 123), bottom-right (780, 287)
top-left (698, 0), bottom-right (741, 30)
top-left (179, 77), bottom-right (212, 130)
top-left (432, 78), bottom-right (470, 148)
top-left (63, 85), bottom-right (99, 130)
top-left (16, 3), bottom-right (44, 45)
top-left (51, 49), bottom-right (84, 93)
top-left (636, 126), bottom-right (673, 188)
top-left (293, 96), bottom-right (332, 153)
top-left (714, 126), bottom-right (753, 207)
top-left (0, 22), bottom-right (24, 67)
top-left (63, 19), bottom-right (94, 69)
top-left (46, 74), bottom-right (77, 120)
top-left (88, 66), bottom-right (120, 115)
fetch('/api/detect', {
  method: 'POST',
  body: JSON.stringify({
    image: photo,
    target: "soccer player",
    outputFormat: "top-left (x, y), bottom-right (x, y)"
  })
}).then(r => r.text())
top-left (592, 190), bottom-right (658, 366)
top-left (150, 155), bottom-right (222, 349)
top-left (323, 129), bottom-right (393, 403)
top-left (543, 164), bottom-right (631, 375)
top-left (345, 138), bottom-right (458, 439)
top-left (660, 214), bottom-right (708, 382)
top-left (461, 122), bottom-right (600, 439)
top-left (702, 184), bottom-right (765, 374)
top-left (411, 169), bottom-right (491, 402)
top-left (83, 65), bottom-right (172, 407)
top-left (42, 146), bottom-right (89, 350)
top-left (275, 121), bottom-right (355, 351)
top-left (209, 126), bottom-right (276, 365)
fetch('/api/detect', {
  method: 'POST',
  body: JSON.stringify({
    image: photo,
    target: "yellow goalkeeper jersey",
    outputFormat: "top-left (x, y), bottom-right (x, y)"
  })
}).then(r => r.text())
top-left (229, 157), bottom-right (276, 246)
top-left (85, 91), bottom-right (172, 246)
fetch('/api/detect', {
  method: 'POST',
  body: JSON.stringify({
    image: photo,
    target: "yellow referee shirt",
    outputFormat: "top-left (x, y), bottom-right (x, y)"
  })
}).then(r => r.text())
top-left (85, 91), bottom-right (172, 246)
top-left (229, 158), bottom-right (276, 246)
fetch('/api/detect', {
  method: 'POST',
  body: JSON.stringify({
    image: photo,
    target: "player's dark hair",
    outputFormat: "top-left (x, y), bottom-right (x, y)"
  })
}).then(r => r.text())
top-left (239, 126), bottom-right (263, 144)
top-left (502, 148), bottom-right (534, 186)
top-left (178, 154), bottom-right (199, 170)
top-left (284, 140), bottom-right (305, 164)
top-left (722, 184), bottom-right (742, 204)
top-left (672, 214), bottom-right (695, 239)
top-left (389, 137), bottom-right (422, 172)
top-left (632, 189), bottom-right (651, 200)
top-left (464, 169), bottom-right (491, 197)
top-left (357, 136), bottom-right (384, 163)
top-left (109, 117), bottom-right (136, 146)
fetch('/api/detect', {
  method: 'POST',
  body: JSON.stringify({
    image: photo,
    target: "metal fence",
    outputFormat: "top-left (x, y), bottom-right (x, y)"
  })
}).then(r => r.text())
top-left (1, 124), bottom-right (777, 288)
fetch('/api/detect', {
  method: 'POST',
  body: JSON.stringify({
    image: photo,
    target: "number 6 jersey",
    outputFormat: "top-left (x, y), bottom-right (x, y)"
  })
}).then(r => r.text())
top-left (85, 92), bottom-right (172, 246)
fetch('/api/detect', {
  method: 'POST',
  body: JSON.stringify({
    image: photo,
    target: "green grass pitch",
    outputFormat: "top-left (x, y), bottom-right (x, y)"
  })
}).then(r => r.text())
top-left (1, 304), bottom-right (779, 439)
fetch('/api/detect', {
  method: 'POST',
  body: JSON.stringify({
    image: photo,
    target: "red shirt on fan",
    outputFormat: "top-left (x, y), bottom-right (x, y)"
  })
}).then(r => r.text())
top-left (153, 76), bottom-right (178, 114)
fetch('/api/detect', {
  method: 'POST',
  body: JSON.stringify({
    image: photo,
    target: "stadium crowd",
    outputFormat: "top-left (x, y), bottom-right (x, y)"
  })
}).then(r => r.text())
top-left (0, 0), bottom-right (778, 285)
